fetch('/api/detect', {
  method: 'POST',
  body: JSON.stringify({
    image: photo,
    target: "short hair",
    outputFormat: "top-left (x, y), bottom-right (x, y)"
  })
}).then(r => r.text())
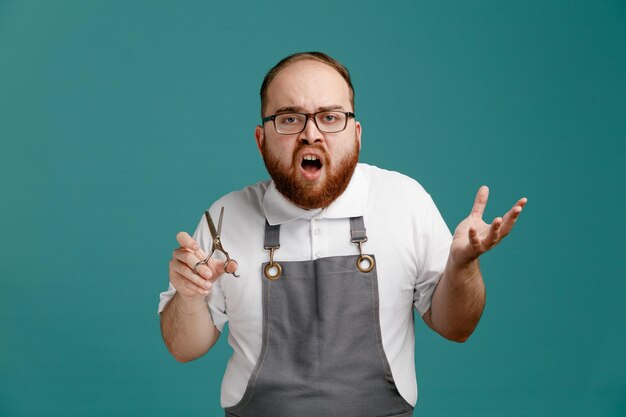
top-left (260, 51), bottom-right (355, 117)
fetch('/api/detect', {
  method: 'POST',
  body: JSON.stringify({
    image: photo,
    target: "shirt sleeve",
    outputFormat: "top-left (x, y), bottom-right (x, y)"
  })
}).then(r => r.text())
top-left (157, 212), bottom-right (229, 331)
top-left (413, 194), bottom-right (452, 316)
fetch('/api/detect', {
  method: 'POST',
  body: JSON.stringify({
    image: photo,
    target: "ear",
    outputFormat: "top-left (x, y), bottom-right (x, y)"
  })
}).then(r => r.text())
top-left (355, 121), bottom-right (362, 151)
top-left (254, 125), bottom-right (264, 155)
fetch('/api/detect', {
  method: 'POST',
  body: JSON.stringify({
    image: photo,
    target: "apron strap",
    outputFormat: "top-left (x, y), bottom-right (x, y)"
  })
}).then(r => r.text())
top-left (349, 216), bottom-right (368, 243)
top-left (264, 220), bottom-right (281, 249)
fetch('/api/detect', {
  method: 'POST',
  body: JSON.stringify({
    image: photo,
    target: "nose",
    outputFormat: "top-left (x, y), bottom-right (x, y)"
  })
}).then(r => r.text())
top-left (298, 115), bottom-right (324, 145)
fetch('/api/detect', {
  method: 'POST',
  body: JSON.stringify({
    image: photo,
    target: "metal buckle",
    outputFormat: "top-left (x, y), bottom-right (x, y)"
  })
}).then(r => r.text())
top-left (263, 246), bottom-right (282, 280)
top-left (352, 239), bottom-right (375, 273)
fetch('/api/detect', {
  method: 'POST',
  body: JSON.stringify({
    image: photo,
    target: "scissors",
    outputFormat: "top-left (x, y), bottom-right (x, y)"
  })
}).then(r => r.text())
top-left (193, 207), bottom-right (240, 278)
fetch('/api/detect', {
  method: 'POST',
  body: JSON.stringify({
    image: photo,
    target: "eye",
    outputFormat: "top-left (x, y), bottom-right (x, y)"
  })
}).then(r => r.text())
top-left (277, 114), bottom-right (304, 125)
top-left (318, 112), bottom-right (345, 125)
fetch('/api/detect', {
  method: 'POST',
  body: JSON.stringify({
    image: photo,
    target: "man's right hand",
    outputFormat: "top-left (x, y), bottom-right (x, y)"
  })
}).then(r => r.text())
top-left (169, 232), bottom-right (226, 302)
top-left (161, 232), bottom-right (224, 361)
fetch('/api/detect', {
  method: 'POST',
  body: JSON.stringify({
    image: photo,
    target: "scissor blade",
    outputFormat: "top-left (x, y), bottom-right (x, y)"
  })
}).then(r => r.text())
top-left (217, 206), bottom-right (224, 236)
top-left (205, 210), bottom-right (219, 239)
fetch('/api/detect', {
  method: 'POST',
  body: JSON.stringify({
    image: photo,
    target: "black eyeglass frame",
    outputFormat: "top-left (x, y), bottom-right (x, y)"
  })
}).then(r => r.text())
top-left (261, 111), bottom-right (356, 135)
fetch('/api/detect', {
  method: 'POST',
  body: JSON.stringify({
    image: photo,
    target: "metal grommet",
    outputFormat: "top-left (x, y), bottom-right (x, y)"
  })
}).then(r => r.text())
top-left (264, 262), bottom-right (282, 280)
top-left (356, 255), bottom-right (375, 273)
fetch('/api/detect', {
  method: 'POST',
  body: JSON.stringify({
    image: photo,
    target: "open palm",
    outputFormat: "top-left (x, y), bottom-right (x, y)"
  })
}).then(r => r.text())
top-left (450, 186), bottom-right (527, 266)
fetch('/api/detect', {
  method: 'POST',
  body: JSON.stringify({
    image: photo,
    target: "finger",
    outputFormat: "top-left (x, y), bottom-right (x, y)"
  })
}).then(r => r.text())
top-left (171, 259), bottom-right (211, 289)
top-left (500, 198), bottom-right (526, 236)
top-left (172, 251), bottom-right (222, 283)
top-left (188, 256), bottom-right (227, 282)
top-left (469, 186), bottom-right (490, 218)
top-left (468, 226), bottom-right (482, 250)
top-left (203, 258), bottom-right (227, 281)
top-left (193, 246), bottom-right (209, 264)
top-left (178, 274), bottom-right (212, 296)
top-left (170, 261), bottom-right (210, 289)
top-left (176, 231), bottom-right (200, 252)
top-left (225, 260), bottom-right (238, 274)
top-left (518, 197), bottom-right (528, 208)
top-left (173, 247), bottom-right (203, 269)
top-left (483, 217), bottom-right (502, 247)
top-left (169, 262), bottom-right (211, 295)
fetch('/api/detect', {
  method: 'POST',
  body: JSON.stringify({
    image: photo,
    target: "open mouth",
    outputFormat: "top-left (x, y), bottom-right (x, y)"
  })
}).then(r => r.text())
top-left (299, 153), bottom-right (324, 181)
top-left (301, 154), bottom-right (323, 173)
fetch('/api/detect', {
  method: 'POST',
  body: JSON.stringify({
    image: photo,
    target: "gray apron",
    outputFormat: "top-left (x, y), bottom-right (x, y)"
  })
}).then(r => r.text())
top-left (225, 217), bottom-right (413, 417)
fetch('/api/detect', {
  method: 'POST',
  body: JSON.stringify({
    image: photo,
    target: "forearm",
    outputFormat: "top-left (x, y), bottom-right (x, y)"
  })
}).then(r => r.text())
top-left (428, 258), bottom-right (486, 342)
top-left (160, 292), bottom-right (219, 362)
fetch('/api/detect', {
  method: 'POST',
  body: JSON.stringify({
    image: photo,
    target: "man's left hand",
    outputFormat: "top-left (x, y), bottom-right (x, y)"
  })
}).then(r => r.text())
top-left (449, 186), bottom-right (527, 267)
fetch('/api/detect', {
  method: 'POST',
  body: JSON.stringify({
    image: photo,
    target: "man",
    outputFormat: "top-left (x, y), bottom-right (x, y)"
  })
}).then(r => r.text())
top-left (159, 52), bottom-right (526, 417)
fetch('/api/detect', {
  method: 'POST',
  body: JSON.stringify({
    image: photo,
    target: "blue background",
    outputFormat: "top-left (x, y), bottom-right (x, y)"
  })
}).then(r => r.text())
top-left (1, 1), bottom-right (624, 416)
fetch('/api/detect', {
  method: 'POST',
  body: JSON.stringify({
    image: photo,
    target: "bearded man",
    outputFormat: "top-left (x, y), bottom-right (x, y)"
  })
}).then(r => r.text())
top-left (159, 52), bottom-right (526, 417)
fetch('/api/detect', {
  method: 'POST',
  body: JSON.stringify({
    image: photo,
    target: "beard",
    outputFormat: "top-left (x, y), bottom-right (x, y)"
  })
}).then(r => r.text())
top-left (261, 138), bottom-right (360, 210)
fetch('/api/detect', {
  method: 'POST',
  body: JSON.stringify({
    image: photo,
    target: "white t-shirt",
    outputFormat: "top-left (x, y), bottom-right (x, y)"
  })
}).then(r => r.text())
top-left (159, 163), bottom-right (452, 407)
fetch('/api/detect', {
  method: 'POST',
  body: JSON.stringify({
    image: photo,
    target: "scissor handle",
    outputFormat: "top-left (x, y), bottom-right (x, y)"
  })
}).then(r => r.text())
top-left (210, 243), bottom-right (239, 278)
top-left (193, 250), bottom-right (239, 278)
top-left (223, 258), bottom-right (240, 278)
top-left (192, 251), bottom-right (212, 274)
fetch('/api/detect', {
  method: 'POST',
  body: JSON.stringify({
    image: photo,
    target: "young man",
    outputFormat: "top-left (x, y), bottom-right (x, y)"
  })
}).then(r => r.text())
top-left (159, 52), bottom-right (526, 417)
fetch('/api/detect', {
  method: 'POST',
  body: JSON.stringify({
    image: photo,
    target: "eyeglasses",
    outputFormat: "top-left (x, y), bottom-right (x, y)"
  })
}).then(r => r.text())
top-left (262, 110), bottom-right (356, 135)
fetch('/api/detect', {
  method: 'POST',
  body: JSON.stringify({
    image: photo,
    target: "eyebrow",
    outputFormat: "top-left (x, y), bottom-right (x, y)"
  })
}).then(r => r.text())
top-left (273, 105), bottom-right (345, 114)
